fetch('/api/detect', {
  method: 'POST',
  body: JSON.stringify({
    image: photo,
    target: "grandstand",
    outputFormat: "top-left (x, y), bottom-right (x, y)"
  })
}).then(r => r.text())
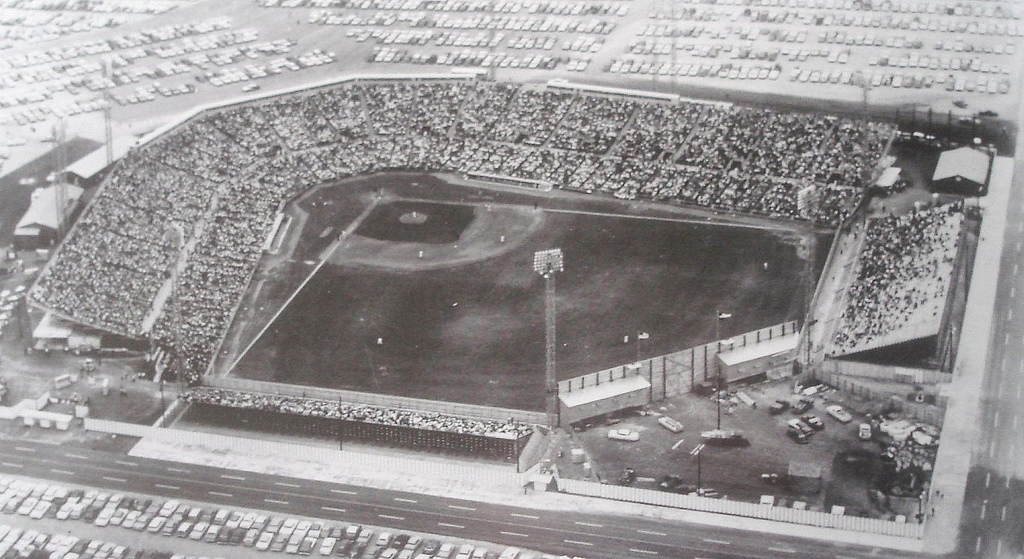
top-left (28, 75), bottom-right (895, 424)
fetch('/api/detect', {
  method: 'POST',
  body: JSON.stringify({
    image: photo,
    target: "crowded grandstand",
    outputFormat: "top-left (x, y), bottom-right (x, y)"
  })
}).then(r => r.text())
top-left (29, 76), bottom-right (896, 386)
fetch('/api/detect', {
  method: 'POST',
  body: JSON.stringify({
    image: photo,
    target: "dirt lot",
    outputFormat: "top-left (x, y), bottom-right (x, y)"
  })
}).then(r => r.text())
top-left (548, 375), bottom-right (901, 518)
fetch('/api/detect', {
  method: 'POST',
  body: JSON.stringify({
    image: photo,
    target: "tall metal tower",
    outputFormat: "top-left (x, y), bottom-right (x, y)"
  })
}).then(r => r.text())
top-left (534, 249), bottom-right (564, 428)
top-left (51, 118), bottom-right (69, 238)
top-left (102, 59), bottom-right (114, 166)
top-left (166, 223), bottom-right (186, 388)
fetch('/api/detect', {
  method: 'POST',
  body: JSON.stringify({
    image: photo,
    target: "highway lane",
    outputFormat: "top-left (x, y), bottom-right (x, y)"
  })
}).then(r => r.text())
top-left (0, 440), bottom-right (926, 559)
top-left (955, 67), bottom-right (1024, 558)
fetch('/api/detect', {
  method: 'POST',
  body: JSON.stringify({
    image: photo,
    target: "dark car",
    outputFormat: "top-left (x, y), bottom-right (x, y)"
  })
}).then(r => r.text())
top-left (769, 400), bottom-right (789, 415)
top-left (618, 467), bottom-right (636, 485)
top-left (791, 398), bottom-right (814, 414)
top-left (393, 535), bottom-right (410, 549)
top-left (787, 429), bottom-right (809, 444)
top-left (659, 474), bottom-right (684, 491)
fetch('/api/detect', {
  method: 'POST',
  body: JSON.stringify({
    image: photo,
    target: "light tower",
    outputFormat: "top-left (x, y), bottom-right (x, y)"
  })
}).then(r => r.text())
top-left (534, 248), bottom-right (564, 428)
top-left (165, 222), bottom-right (186, 391)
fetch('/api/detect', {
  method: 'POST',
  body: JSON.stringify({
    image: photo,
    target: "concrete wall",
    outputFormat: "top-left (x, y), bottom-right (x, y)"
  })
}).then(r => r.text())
top-left (819, 359), bottom-right (951, 385)
top-left (558, 478), bottom-right (924, 539)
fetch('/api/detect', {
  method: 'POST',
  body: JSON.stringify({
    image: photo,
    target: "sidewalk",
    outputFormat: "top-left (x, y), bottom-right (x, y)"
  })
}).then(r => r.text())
top-left (922, 156), bottom-right (1015, 555)
top-left (129, 425), bottom-right (925, 552)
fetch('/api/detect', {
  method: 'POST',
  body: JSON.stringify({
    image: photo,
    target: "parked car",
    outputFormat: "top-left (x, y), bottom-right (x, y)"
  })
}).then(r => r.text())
top-left (657, 416), bottom-right (683, 433)
top-left (607, 428), bottom-right (640, 442)
top-left (787, 429), bottom-right (809, 444)
top-left (858, 423), bottom-right (873, 440)
top-left (787, 418), bottom-right (814, 437)
top-left (769, 400), bottom-right (789, 415)
top-left (618, 468), bottom-right (636, 485)
top-left (791, 398), bottom-right (814, 414)
top-left (802, 415), bottom-right (824, 430)
top-left (826, 405), bottom-right (853, 423)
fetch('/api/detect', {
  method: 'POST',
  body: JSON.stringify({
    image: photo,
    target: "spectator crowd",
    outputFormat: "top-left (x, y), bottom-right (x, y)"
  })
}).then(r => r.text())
top-left (31, 76), bottom-right (896, 383)
top-left (183, 387), bottom-right (533, 438)
top-left (831, 202), bottom-right (965, 355)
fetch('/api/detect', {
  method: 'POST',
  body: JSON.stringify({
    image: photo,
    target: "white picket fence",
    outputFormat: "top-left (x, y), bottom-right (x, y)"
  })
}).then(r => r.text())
top-left (85, 419), bottom-right (532, 487)
top-left (557, 479), bottom-right (924, 539)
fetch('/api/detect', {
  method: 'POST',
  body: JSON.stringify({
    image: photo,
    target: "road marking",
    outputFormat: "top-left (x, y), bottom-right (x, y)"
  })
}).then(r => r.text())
top-left (510, 513), bottom-right (539, 519)
top-left (115, 460), bottom-right (138, 467)
top-left (331, 489), bottom-right (358, 495)
top-left (574, 521), bottom-right (603, 528)
top-left (1015, 263), bottom-right (1019, 276)
top-left (14, 447), bottom-right (35, 453)
top-left (768, 548), bottom-right (796, 554)
top-left (638, 530), bottom-right (667, 536)
top-left (167, 467), bottom-right (190, 474)
top-left (1005, 332), bottom-right (1010, 345)
top-left (394, 498), bottom-right (418, 504)
top-left (996, 539), bottom-right (1002, 555)
top-left (221, 475), bottom-right (246, 481)
top-left (637, 476), bottom-right (657, 483)
top-left (155, 484), bottom-right (179, 490)
top-left (0, 463), bottom-right (22, 468)
top-left (274, 482), bottom-right (301, 488)
top-left (210, 491), bottom-right (233, 498)
top-left (448, 505), bottom-right (476, 511)
top-left (671, 438), bottom-right (686, 450)
top-left (980, 500), bottom-right (987, 520)
top-left (438, 523), bottom-right (464, 529)
top-left (265, 499), bottom-right (289, 505)
top-left (975, 536), bottom-right (982, 553)
top-left (66, 454), bottom-right (88, 460)
top-left (1009, 308), bottom-right (1014, 321)
top-left (1001, 505), bottom-right (1007, 522)
top-left (993, 412), bottom-right (1000, 428)
top-left (102, 476), bottom-right (126, 483)
top-left (629, 549), bottom-right (658, 555)
top-left (702, 539), bottom-right (731, 545)
top-left (564, 540), bottom-right (593, 547)
top-left (985, 472), bottom-right (991, 488)
top-left (989, 440), bottom-right (996, 458)
top-left (323, 506), bottom-right (346, 513)
top-left (50, 469), bottom-right (74, 475)
top-left (379, 514), bottom-right (405, 521)
top-left (500, 531), bottom-right (529, 537)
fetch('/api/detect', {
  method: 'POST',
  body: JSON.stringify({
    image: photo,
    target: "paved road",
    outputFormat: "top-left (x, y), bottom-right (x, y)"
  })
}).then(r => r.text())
top-left (955, 71), bottom-right (1024, 558)
top-left (0, 440), bottom-right (928, 559)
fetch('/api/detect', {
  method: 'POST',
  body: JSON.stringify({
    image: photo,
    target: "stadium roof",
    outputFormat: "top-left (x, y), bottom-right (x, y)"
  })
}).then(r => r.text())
top-left (558, 373), bottom-right (650, 408)
top-left (875, 167), bottom-right (901, 188)
top-left (15, 183), bottom-right (83, 235)
top-left (718, 333), bottom-right (799, 367)
top-left (932, 147), bottom-right (990, 185)
top-left (66, 135), bottom-right (136, 180)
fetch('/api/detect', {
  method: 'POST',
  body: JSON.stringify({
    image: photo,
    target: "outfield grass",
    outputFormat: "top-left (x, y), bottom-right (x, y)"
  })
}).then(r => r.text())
top-left (229, 173), bottom-right (814, 411)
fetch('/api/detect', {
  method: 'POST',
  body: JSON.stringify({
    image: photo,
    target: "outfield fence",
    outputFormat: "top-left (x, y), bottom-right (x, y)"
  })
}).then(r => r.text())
top-left (557, 478), bottom-right (924, 539)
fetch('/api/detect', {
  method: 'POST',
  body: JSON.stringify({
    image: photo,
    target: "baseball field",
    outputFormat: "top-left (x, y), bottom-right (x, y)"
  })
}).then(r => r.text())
top-left (229, 173), bottom-right (816, 411)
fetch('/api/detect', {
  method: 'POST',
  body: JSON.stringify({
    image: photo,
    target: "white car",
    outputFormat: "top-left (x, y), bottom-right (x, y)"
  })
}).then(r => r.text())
top-left (607, 428), bottom-right (640, 442)
top-left (826, 405), bottom-right (853, 423)
top-left (858, 423), bottom-right (872, 440)
top-left (657, 416), bottom-right (684, 433)
top-left (256, 531), bottom-right (274, 551)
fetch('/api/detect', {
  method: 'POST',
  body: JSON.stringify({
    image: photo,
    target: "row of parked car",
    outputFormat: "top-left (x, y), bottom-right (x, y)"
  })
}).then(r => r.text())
top-left (0, 476), bottom-right (584, 559)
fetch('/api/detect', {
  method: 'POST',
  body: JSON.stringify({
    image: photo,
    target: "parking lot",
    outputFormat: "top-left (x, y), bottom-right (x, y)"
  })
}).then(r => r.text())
top-left (0, 476), bottom-right (556, 559)
top-left (549, 375), bottom-right (914, 519)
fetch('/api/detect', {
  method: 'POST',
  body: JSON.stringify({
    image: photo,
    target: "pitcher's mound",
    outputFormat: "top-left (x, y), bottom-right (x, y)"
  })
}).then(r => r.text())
top-left (399, 211), bottom-right (429, 225)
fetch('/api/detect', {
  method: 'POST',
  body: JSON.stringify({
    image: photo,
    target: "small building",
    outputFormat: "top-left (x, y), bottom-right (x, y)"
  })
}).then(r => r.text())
top-left (717, 332), bottom-right (799, 384)
top-left (65, 136), bottom-right (136, 186)
top-left (558, 370), bottom-right (650, 426)
top-left (13, 183), bottom-right (83, 249)
top-left (931, 147), bottom-right (992, 196)
top-left (32, 312), bottom-right (102, 353)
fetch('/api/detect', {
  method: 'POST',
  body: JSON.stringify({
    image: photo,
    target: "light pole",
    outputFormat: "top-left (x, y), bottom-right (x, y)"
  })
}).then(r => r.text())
top-left (805, 318), bottom-right (818, 374)
top-left (534, 249), bottom-right (564, 428)
top-left (690, 443), bottom-right (705, 494)
top-left (715, 311), bottom-right (732, 430)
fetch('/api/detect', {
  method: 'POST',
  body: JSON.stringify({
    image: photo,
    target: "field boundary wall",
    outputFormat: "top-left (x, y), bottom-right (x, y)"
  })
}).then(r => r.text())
top-left (204, 377), bottom-right (547, 424)
top-left (557, 478), bottom-right (924, 539)
top-left (819, 360), bottom-right (951, 385)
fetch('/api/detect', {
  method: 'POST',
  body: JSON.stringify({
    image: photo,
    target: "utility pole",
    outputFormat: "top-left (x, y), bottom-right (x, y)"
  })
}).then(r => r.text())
top-left (51, 119), bottom-right (68, 239)
top-left (166, 223), bottom-right (186, 390)
top-left (715, 311), bottom-right (732, 430)
top-left (102, 59), bottom-right (115, 167)
top-left (691, 443), bottom-right (705, 493)
top-left (534, 249), bottom-right (564, 428)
